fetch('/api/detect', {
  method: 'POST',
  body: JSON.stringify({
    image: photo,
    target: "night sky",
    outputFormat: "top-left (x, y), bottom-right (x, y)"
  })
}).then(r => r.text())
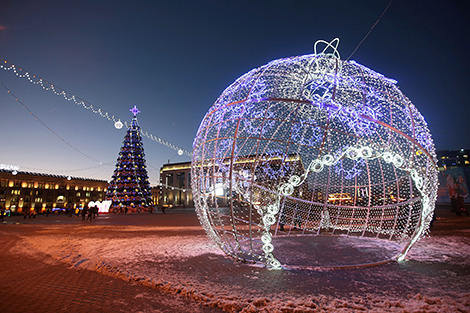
top-left (0, 0), bottom-right (468, 184)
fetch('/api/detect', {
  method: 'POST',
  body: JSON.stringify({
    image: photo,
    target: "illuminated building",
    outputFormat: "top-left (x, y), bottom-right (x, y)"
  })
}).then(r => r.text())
top-left (0, 169), bottom-right (108, 214)
top-left (159, 154), bottom-right (303, 209)
top-left (160, 162), bottom-right (193, 208)
top-left (437, 149), bottom-right (470, 169)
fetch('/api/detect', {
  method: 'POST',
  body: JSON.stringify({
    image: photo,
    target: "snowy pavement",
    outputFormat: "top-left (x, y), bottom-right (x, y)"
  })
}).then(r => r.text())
top-left (1, 207), bottom-right (469, 312)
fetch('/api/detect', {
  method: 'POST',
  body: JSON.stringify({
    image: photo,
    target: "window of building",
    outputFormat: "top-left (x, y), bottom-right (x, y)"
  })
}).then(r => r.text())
top-left (11, 190), bottom-right (21, 195)
top-left (35, 198), bottom-right (43, 203)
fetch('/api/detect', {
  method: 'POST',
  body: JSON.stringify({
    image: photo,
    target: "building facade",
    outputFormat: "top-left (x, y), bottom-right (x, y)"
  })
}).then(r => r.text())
top-left (0, 169), bottom-right (108, 214)
top-left (159, 162), bottom-right (193, 208)
top-left (437, 149), bottom-right (470, 169)
top-left (436, 149), bottom-right (470, 204)
top-left (159, 155), bottom-right (304, 209)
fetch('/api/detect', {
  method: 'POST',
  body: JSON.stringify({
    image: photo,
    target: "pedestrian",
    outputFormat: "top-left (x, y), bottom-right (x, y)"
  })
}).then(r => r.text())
top-left (451, 195), bottom-right (458, 213)
top-left (293, 210), bottom-right (302, 230)
top-left (456, 195), bottom-right (468, 216)
top-left (86, 206), bottom-right (93, 222)
top-left (82, 205), bottom-right (88, 221)
top-left (0, 207), bottom-right (4, 222)
top-left (279, 210), bottom-right (286, 231)
top-left (67, 201), bottom-right (74, 217)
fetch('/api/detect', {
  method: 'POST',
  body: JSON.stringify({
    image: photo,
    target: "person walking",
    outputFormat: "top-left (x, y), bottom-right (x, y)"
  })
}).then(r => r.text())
top-left (93, 205), bottom-right (98, 219)
top-left (81, 205), bottom-right (88, 221)
top-left (86, 206), bottom-right (93, 222)
top-left (67, 201), bottom-right (74, 217)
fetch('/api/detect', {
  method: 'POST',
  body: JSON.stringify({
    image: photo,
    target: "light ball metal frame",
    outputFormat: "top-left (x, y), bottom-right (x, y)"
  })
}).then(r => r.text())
top-left (191, 39), bottom-right (438, 269)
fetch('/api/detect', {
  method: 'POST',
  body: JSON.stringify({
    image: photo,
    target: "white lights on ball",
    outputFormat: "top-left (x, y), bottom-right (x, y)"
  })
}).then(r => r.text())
top-left (191, 38), bottom-right (438, 270)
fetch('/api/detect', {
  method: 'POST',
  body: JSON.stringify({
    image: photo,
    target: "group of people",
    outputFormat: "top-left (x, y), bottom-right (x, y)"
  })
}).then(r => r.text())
top-left (81, 204), bottom-right (98, 222)
top-left (447, 173), bottom-right (469, 216)
top-left (0, 207), bottom-right (9, 221)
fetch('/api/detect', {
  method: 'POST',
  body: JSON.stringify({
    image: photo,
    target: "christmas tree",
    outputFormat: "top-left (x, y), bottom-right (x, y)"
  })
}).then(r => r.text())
top-left (106, 106), bottom-right (152, 213)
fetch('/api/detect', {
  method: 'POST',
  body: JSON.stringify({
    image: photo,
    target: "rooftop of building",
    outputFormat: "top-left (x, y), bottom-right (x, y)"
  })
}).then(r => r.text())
top-left (0, 169), bottom-right (108, 183)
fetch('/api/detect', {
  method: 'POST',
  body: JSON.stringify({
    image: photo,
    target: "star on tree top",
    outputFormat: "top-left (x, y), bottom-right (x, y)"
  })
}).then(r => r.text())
top-left (130, 105), bottom-right (141, 116)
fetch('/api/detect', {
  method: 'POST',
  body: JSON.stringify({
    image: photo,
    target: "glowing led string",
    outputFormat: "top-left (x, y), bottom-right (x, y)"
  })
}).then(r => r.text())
top-left (0, 58), bottom-right (190, 156)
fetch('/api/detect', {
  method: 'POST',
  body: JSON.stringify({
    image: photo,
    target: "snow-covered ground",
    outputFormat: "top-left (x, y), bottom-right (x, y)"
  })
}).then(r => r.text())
top-left (7, 210), bottom-right (470, 312)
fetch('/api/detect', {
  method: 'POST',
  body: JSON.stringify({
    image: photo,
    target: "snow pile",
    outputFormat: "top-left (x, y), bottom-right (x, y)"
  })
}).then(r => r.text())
top-left (13, 224), bottom-right (470, 312)
top-left (407, 232), bottom-right (470, 265)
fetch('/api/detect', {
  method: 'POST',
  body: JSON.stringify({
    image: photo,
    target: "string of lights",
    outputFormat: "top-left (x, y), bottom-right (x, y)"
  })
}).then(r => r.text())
top-left (0, 81), bottom-right (104, 164)
top-left (0, 58), bottom-right (191, 156)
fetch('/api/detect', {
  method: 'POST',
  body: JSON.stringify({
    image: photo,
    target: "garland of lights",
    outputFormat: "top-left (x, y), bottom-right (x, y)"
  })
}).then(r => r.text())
top-left (0, 82), bottom-right (104, 163)
top-left (0, 58), bottom-right (189, 156)
top-left (191, 39), bottom-right (438, 269)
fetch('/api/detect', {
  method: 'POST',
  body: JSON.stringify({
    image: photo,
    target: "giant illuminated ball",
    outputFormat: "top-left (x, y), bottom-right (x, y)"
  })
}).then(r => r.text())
top-left (191, 39), bottom-right (438, 269)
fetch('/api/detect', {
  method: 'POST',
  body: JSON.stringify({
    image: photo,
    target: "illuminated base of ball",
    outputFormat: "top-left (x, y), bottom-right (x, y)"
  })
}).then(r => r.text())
top-left (241, 235), bottom-right (402, 269)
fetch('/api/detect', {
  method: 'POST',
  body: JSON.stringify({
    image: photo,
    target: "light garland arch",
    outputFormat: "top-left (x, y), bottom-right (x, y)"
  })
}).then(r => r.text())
top-left (0, 58), bottom-right (190, 156)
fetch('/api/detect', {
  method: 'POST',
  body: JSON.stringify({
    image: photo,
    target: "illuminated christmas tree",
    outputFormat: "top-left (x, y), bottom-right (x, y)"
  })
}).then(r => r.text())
top-left (106, 106), bottom-right (152, 213)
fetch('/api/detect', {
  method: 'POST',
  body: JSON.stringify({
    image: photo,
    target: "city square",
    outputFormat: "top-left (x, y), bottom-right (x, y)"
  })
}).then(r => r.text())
top-left (1, 206), bottom-right (469, 312)
top-left (1, 0), bottom-right (470, 312)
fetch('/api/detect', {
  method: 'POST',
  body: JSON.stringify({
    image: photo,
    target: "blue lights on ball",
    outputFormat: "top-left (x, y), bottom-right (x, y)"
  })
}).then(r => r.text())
top-left (191, 39), bottom-right (438, 269)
